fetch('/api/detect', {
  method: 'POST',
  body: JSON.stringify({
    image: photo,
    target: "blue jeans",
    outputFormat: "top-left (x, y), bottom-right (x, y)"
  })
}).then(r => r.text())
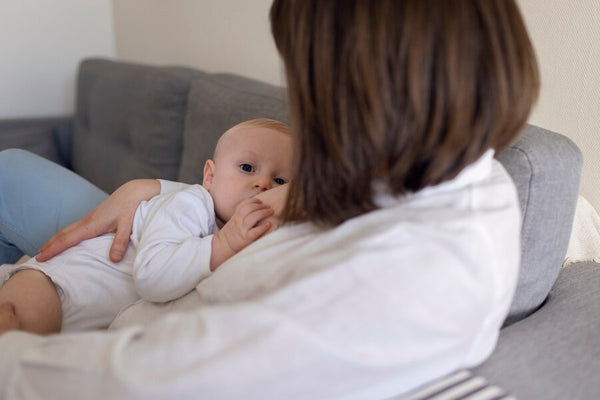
top-left (0, 149), bottom-right (108, 263)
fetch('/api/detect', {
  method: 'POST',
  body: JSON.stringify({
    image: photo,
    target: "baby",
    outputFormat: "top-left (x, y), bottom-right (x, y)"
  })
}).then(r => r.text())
top-left (0, 118), bottom-right (293, 334)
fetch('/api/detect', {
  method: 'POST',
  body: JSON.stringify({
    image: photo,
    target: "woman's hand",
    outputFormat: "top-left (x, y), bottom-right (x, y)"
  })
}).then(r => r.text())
top-left (37, 179), bottom-right (161, 263)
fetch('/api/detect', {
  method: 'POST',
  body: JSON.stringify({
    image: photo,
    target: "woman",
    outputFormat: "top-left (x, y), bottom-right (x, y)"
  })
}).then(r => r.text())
top-left (0, 1), bottom-right (538, 398)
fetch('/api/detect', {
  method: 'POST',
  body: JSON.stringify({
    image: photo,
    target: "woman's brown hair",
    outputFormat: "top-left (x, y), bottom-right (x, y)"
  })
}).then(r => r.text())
top-left (271, 0), bottom-right (539, 227)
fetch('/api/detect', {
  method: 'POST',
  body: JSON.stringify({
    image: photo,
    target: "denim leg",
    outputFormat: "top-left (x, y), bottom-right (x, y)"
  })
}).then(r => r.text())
top-left (0, 149), bottom-right (108, 263)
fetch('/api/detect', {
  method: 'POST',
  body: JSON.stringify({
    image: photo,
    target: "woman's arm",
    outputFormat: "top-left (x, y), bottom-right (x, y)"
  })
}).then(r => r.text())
top-left (37, 179), bottom-right (161, 263)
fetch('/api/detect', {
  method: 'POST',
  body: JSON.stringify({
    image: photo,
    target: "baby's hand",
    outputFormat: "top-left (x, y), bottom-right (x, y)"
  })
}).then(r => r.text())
top-left (219, 197), bottom-right (274, 251)
top-left (210, 198), bottom-right (274, 270)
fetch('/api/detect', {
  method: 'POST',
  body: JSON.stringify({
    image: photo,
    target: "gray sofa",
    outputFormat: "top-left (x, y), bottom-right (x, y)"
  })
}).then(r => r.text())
top-left (1, 58), bottom-right (598, 399)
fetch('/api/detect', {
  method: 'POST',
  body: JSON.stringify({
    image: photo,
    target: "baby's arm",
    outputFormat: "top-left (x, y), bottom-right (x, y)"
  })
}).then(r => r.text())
top-left (132, 186), bottom-right (217, 302)
top-left (134, 184), bottom-right (287, 299)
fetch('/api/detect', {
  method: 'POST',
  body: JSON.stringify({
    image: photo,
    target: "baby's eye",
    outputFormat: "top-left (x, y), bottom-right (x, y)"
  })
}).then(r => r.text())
top-left (273, 177), bottom-right (286, 185)
top-left (240, 164), bottom-right (254, 173)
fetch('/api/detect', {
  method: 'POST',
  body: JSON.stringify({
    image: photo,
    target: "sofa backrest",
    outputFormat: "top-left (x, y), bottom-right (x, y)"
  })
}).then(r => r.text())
top-left (72, 58), bottom-right (288, 193)
top-left (72, 58), bottom-right (204, 193)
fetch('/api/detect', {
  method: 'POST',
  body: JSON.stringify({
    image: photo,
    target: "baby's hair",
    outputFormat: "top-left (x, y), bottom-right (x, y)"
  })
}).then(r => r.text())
top-left (232, 118), bottom-right (291, 136)
top-left (271, 0), bottom-right (539, 227)
top-left (212, 118), bottom-right (291, 160)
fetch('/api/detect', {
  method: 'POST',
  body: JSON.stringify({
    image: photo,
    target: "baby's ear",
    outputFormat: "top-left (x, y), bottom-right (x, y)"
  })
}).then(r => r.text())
top-left (202, 160), bottom-right (216, 188)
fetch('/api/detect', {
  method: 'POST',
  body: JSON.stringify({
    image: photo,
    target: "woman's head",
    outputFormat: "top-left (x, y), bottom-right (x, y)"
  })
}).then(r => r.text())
top-left (271, 0), bottom-right (539, 226)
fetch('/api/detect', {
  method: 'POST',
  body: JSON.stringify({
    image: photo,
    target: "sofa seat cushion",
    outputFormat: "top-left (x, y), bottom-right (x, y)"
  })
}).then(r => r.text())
top-left (178, 73), bottom-right (288, 184)
top-left (72, 58), bottom-right (205, 193)
top-left (474, 261), bottom-right (600, 399)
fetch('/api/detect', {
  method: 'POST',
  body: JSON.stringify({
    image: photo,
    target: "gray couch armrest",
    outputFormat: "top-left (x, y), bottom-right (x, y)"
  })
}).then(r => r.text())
top-left (497, 124), bottom-right (582, 325)
top-left (0, 116), bottom-right (73, 168)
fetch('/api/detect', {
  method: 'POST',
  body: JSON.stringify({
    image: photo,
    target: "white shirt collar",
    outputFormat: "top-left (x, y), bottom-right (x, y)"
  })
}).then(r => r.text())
top-left (375, 149), bottom-right (495, 207)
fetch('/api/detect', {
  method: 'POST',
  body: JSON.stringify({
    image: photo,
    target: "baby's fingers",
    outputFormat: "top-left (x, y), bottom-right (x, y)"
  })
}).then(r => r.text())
top-left (242, 205), bottom-right (275, 230)
top-left (246, 221), bottom-right (272, 241)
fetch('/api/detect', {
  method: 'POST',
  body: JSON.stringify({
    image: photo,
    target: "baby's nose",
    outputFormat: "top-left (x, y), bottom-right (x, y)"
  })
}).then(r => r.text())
top-left (254, 176), bottom-right (272, 191)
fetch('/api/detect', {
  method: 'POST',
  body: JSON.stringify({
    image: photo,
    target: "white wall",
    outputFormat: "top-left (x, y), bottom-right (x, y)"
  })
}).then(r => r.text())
top-left (0, 0), bottom-right (115, 119)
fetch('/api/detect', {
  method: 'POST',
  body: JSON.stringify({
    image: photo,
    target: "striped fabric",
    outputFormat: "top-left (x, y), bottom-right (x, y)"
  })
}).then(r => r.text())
top-left (395, 370), bottom-right (515, 400)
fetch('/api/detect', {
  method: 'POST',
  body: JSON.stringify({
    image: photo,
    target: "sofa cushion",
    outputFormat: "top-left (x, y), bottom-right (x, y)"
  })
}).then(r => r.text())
top-left (72, 58), bottom-right (205, 193)
top-left (474, 261), bottom-right (600, 399)
top-left (497, 125), bottom-right (582, 325)
top-left (177, 73), bottom-right (288, 184)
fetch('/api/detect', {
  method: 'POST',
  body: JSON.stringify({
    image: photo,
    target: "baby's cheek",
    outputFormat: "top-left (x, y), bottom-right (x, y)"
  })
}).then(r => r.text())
top-left (214, 201), bottom-right (234, 226)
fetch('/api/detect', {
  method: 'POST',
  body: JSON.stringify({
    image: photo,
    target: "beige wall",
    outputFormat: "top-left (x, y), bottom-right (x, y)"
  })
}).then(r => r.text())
top-left (516, 0), bottom-right (600, 212)
top-left (112, 0), bottom-right (283, 86)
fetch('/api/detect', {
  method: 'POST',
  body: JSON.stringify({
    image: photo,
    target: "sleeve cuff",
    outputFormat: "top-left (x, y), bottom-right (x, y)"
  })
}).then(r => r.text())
top-left (158, 179), bottom-right (191, 195)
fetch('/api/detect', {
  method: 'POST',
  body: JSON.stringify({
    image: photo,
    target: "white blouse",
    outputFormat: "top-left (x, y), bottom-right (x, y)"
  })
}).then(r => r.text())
top-left (0, 150), bottom-right (520, 400)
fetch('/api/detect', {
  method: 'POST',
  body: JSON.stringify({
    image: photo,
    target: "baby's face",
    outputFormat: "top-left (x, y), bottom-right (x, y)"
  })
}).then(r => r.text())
top-left (203, 125), bottom-right (293, 226)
